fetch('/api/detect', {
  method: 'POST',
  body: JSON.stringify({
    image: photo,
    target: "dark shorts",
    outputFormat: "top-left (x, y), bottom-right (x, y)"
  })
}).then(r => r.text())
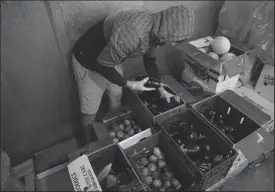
top-left (73, 19), bottom-right (107, 71)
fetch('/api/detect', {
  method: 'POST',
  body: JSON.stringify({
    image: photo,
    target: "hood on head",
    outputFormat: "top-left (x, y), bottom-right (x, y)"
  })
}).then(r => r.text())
top-left (151, 5), bottom-right (195, 44)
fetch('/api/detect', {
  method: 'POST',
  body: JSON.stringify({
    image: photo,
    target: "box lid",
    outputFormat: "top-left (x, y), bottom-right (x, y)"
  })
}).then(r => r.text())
top-left (219, 90), bottom-right (271, 126)
top-left (67, 154), bottom-right (102, 191)
top-left (235, 127), bottom-right (274, 163)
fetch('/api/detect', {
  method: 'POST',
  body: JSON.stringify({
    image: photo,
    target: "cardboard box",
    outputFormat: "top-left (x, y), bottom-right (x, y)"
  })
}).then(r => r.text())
top-left (255, 64), bottom-right (274, 103)
top-left (191, 90), bottom-right (274, 164)
top-left (177, 36), bottom-right (257, 93)
top-left (68, 139), bottom-right (144, 191)
top-left (234, 86), bottom-right (274, 133)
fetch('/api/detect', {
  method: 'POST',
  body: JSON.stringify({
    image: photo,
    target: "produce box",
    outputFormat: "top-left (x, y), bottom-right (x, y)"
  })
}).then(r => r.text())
top-left (191, 90), bottom-right (274, 164)
top-left (124, 75), bottom-right (195, 125)
top-left (174, 36), bottom-right (257, 93)
top-left (156, 107), bottom-right (237, 190)
top-left (93, 105), bottom-right (158, 144)
top-left (68, 138), bottom-right (144, 191)
top-left (121, 132), bottom-right (199, 191)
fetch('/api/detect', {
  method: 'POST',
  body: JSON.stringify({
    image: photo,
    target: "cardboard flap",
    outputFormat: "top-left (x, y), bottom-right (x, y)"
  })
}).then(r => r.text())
top-left (236, 128), bottom-right (274, 163)
top-left (219, 90), bottom-right (271, 126)
top-left (67, 155), bottom-right (102, 191)
top-left (100, 106), bottom-right (131, 124)
top-left (162, 75), bottom-right (195, 103)
top-left (118, 129), bottom-right (152, 150)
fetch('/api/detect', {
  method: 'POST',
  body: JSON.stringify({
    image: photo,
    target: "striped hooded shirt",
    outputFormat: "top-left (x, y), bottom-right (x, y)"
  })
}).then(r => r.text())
top-left (73, 5), bottom-right (195, 86)
top-left (97, 5), bottom-right (195, 66)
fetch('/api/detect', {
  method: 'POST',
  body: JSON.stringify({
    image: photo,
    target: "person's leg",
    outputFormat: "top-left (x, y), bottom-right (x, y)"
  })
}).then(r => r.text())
top-left (106, 64), bottom-right (124, 111)
top-left (72, 55), bottom-right (108, 141)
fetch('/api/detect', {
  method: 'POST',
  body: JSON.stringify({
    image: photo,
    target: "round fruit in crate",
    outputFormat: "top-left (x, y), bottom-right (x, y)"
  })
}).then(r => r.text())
top-left (153, 147), bottom-right (162, 157)
top-left (207, 52), bottom-right (219, 61)
top-left (152, 171), bottom-right (161, 179)
top-left (158, 160), bottom-right (166, 168)
top-left (124, 119), bottom-right (131, 127)
top-left (109, 131), bottom-right (116, 138)
top-left (119, 124), bottom-right (125, 131)
top-left (138, 158), bottom-right (149, 166)
top-left (116, 131), bottom-right (124, 139)
top-left (220, 52), bottom-right (236, 62)
top-left (112, 124), bottom-right (120, 132)
top-left (163, 180), bottom-right (171, 189)
top-left (140, 168), bottom-right (149, 176)
top-left (211, 36), bottom-right (231, 55)
top-left (124, 126), bottom-right (131, 133)
top-left (149, 155), bottom-right (158, 163)
top-left (162, 172), bottom-right (173, 181)
top-left (127, 129), bottom-right (135, 136)
top-left (152, 179), bottom-right (162, 188)
top-left (148, 163), bottom-right (157, 172)
top-left (145, 176), bottom-right (153, 185)
top-left (112, 138), bottom-right (119, 143)
top-left (171, 178), bottom-right (181, 189)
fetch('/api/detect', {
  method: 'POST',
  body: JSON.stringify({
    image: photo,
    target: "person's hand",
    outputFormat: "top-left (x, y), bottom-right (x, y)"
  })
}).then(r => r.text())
top-left (125, 77), bottom-right (156, 92)
top-left (158, 86), bottom-right (181, 103)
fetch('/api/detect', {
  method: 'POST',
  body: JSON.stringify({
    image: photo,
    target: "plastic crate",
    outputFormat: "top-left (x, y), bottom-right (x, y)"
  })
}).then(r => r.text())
top-left (122, 132), bottom-right (199, 191)
top-left (68, 139), bottom-right (144, 191)
top-left (124, 75), bottom-right (195, 126)
top-left (156, 108), bottom-right (237, 190)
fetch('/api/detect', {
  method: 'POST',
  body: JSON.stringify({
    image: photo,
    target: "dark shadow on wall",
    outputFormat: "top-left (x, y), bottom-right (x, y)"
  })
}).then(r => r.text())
top-left (46, 1), bottom-right (110, 145)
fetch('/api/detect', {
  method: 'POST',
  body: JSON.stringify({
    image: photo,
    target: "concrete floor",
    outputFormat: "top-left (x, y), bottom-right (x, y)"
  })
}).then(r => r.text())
top-left (220, 153), bottom-right (274, 191)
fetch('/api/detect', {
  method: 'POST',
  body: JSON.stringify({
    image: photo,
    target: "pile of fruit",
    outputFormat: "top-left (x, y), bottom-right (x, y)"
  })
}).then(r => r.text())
top-left (135, 147), bottom-right (183, 191)
top-left (204, 108), bottom-right (237, 143)
top-left (108, 118), bottom-right (143, 143)
top-left (168, 119), bottom-right (235, 174)
top-left (99, 166), bottom-right (137, 191)
top-left (198, 36), bottom-right (237, 63)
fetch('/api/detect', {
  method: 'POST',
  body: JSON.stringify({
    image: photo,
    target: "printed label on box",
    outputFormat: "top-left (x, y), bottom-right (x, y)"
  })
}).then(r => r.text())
top-left (67, 155), bottom-right (102, 192)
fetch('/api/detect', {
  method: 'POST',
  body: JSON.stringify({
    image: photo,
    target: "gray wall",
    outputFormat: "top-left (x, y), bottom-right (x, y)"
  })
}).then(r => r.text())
top-left (1, 1), bottom-right (223, 166)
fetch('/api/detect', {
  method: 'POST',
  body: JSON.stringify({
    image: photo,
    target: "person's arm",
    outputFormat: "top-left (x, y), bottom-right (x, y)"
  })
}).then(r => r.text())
top-left (143, 48), bottom-right (162, 81)
top-left (94, 63), bottom-right (127, 86)
top-left (96, 44), bottom-right (155, 91)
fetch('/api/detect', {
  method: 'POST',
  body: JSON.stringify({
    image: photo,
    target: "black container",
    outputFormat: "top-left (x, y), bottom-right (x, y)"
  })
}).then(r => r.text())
top-left (157, 108), bottom-right (237, 190)
top-left (69, 140), bottom-right (144, 191)
top-left (123, 132), bottom-right (199, 191)
top-left (124, 75), bottom-right (195, 126)
top-left (191, 90), bottom-right (272, 146)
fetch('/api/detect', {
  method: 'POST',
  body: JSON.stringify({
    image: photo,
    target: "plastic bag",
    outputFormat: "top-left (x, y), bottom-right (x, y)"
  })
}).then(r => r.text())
top-left (216, 1), bottom-right (274, 61)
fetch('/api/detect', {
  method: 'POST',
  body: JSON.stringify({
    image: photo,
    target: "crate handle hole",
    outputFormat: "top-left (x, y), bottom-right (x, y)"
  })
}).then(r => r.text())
top-left (240, 117), bottom-right (244, 124)
top-left (139, 137), bottom-right (147, 143)
top-left (227, 107), bottom-right (231, 114)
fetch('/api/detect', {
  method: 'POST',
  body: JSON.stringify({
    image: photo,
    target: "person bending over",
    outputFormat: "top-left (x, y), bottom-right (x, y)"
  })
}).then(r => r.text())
top-left (72, 5), bottom-right (195, 127)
